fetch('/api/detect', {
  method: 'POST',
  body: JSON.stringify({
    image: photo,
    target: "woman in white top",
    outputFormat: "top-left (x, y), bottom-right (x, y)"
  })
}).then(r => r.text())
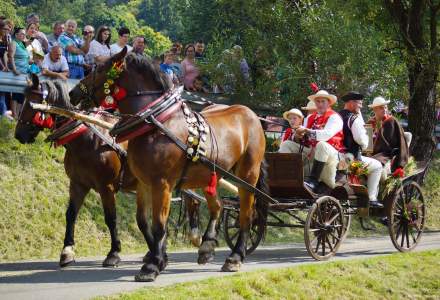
top-left (88, 26), bottom-right (111, 64)
top-left (26, 22), bottom-right (43, 62)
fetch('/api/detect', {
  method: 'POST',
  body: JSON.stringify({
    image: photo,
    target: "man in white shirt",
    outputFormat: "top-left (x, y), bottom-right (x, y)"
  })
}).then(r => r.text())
top-left (41, 45), bottom-right (69, 80)
top-left (110, 27), bottom-right (132, 55)
top-left (339, 92), bottom-right (383, 207)
top-left (281, 90), bottom-right (344, 191)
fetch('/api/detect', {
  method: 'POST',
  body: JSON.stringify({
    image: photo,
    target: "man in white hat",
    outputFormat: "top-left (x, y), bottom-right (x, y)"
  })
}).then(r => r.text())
top-left (286, 90), bottom-right (344, 192)
top-left (339, 92), bottom-right (384, 208)
top-left (367, 96), bottom-right (409, 178)
top-left (301, 101), bottom-right (317, 125)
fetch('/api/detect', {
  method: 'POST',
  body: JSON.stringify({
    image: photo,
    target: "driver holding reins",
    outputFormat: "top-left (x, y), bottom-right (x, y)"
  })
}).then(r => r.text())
top-left (281, 90), bottom-right (344, 193)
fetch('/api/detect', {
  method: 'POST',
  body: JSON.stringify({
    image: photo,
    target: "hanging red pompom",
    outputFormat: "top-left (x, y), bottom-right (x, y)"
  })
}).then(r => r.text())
top-left (310, 82), bottom-right (319, 93)
top-left (32, 112), bottom-right (45, 127)
top-left (113, 86), bottom-right (127, 101)
top-left (205, 171), bottom-right (218, 197)
top-left (43, 115), bottom-right (54, 129)
top-left (392, 167), bottom-right (405, 178)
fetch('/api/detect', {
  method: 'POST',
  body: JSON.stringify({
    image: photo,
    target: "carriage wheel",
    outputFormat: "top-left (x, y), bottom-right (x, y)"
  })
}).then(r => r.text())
top-left (388, 181), bottom-right (425, 252)
top-left (304, 196), bottom-right (345, 261)
top-left (223, 206), bottom-right (264, 255)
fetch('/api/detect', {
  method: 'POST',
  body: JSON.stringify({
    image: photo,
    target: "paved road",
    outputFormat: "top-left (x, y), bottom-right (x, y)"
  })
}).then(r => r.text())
top-left (1, 232), bottom-right (440, 300)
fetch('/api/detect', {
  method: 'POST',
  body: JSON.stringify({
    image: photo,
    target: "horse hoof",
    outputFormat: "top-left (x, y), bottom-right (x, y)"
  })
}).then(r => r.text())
top-left (135, 264), bottom-right (159, 282)
top-left (188, 229), bottom-right (202, 247)
top-left (197, 252), bottom-right (214, 265)
top-left (143, 253), bottom-right (169, 270)
top-left (135, 271), bottom-right (157, 282)
top-left (59, 246), bottom-right (75, 268)
top-left (221, 260), bottom-right (242, 272)
top-left (102, 252), bottom-right (121, 267)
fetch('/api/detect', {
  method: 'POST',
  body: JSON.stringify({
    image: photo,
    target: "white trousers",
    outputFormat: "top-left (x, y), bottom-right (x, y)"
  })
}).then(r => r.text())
top-left (361, 155), bottom-right (383, 201)
top-left (279, 140), bottom-right (339, 188)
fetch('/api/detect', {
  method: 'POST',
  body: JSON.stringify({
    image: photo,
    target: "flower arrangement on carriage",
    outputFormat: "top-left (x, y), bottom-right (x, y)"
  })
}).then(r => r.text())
top-left (347, 160), bottom-right (369, 185)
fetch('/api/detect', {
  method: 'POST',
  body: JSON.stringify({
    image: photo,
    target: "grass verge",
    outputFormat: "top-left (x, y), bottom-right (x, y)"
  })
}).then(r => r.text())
top-left (100, 250), bottom-right (440, 300)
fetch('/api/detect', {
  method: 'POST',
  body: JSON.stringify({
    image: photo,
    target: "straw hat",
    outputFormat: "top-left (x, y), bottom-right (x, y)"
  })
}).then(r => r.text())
top-left (283, 108), bottom-right (304, 120)
top-left (307, 90), bottom-right (337, 106)
top-left (368, 96), bottom-right (390, 108)
top-left (301, 101), bottom-right (317, 111)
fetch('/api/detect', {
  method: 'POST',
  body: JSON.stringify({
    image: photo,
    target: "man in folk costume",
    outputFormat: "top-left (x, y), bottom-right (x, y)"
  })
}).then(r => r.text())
top-left (367, 97), bottom-right (409, 177)
top-left (294, 90), bottom-right (344, 192)
top-left (339, 92), bottom-right (384, 208)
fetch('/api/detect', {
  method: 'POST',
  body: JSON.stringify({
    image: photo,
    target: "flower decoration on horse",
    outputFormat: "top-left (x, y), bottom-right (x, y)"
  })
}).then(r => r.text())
top-left (101, 61), bottom-right (127, 109)
top-left (348, 160), bottom-right (369, 185)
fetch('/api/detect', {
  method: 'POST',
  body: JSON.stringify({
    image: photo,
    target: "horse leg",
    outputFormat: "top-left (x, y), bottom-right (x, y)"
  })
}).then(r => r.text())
top-left (135, 180), bottom-right (171, 282)
top-left (60, 181), bottom-right (90, 267)
top-left (135, 183), bottom-right (156, 264)
top-left (99, 186), bottom-right (121, 267)
top-left (222, 160), bottom-right (260, 272)
top-left (184, 191), bottom-right (202, 247)
top-left (197, 191), bottom-right (221, 264)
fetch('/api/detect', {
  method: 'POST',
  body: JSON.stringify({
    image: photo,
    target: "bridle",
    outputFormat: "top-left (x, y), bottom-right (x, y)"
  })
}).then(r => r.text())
top-left (18, 83), bottom-right (56, 129)
top-left (76, 61), bottom-right (166, 110)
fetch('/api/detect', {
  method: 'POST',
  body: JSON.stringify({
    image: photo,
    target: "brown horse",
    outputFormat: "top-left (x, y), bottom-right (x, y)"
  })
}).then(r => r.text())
top-left (69, 48), bottom-right (267, 282)
top-left (15, 74), bottom-right (138, 267)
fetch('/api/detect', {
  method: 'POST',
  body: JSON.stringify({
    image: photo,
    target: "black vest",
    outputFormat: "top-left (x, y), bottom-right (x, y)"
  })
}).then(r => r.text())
top-left (339, 109), bottom-right (361, 159)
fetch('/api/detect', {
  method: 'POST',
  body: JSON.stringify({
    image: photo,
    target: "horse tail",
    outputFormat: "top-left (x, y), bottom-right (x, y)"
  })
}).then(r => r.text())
top-left (255, 158), bottom-right (269, 231)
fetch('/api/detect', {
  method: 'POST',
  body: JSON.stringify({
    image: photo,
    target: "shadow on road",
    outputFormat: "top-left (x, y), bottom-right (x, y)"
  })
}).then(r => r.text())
top-left (0, 245), bottom-right (395, 284)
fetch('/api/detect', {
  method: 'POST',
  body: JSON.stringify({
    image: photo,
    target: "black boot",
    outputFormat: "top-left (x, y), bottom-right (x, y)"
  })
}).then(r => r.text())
top-left (304, 160), bottom-right (326, 193)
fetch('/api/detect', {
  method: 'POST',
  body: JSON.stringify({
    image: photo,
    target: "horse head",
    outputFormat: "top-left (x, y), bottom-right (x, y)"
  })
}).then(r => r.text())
top-left (69, 46), bottom-right (172, 115)
top-left (15, 73), bottom-right (71, 144)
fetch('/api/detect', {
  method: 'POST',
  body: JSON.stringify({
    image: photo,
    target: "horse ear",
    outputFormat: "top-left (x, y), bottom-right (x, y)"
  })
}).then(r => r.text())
top-left (29, 73), bottom-right (40, 89)
top-left (111, 46), bottom-right (127, 63)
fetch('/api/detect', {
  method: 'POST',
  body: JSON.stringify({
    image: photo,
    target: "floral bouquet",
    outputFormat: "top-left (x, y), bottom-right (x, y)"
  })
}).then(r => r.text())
top-left (348, 160), bottom-right (369, 185)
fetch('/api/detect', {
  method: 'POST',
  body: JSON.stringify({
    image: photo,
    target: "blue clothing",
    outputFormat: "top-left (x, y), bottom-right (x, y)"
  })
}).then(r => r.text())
top-left (28, 63), bottom-right (41, 74)
top-left (58, 33), bottom-right (85, 65)
top-left (160, 63), bottom-right (174, 76)
top-left (12, 40), bottom-right (29, 73)
top-left (68, 63), bottom-right (84, 79)
top-left (0, 93), bottom-right (6, 116)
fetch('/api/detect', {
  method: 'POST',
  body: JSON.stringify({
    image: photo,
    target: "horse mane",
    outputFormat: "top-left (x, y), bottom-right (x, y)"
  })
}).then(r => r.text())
top-left (24, 79), bottom-right (73, 109)
top-left (124, 52), bottom-right (173, 92)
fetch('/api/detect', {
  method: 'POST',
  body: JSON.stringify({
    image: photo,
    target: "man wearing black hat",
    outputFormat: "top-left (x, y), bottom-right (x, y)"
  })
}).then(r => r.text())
top-left (339, 92), bottom-right (383, 208)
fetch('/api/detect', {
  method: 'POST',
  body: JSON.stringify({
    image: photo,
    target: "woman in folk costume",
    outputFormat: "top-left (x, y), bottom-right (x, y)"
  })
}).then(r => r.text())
top-left (280, 90), bottom-right (344, 192)
top-left (279, 108), bottom-right (304, 150)
top-left (367, 97), bottom-right (409, 176)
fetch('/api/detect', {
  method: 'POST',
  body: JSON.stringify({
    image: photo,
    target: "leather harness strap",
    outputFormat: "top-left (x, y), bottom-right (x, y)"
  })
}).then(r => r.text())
top-left (147, 115), bottom-right (277, 205)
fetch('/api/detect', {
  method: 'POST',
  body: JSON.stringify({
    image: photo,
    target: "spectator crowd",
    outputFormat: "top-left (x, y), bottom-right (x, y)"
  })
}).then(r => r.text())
top-left (0, 13), bottom-right (250, 120)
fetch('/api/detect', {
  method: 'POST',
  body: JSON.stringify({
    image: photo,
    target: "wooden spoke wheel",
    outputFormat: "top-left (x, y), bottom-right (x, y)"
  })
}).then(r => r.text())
top-left (341, 200), bottom-right (352, 241)
top-left (388, 181), bottom-right (425, 252)
top-left (223, 206), bottom-right (264, 255)
top-left (304, 196), bottom-right (345, 261)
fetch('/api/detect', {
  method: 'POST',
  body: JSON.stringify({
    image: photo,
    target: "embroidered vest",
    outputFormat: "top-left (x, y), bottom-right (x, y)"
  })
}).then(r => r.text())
top-left (305, 110), bottom-right (344, 151)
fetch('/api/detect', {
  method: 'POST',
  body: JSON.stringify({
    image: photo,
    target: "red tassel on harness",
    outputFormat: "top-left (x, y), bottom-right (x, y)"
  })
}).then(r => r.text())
top-left (205, 171), bottom-right (218, 196)
top-left (32, 112), bottom-right (45, 127)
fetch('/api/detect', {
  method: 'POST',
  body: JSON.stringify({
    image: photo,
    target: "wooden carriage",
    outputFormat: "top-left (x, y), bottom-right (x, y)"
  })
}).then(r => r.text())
top-left (221, 152), bottom-right (429, 261)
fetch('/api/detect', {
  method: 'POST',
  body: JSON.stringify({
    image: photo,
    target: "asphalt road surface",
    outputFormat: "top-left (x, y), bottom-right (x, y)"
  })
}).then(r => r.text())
top-left (1, 232), bottom-right (439, 300)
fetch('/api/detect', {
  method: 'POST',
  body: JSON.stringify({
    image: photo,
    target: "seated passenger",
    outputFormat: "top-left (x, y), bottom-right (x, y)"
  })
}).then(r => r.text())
top-left (279, 108), bottom-right (304, 149)
top-left (367, 97), bottom-right (409, 176)
top-left (280, 90), bottom-right (344, 192)
top-left (301, 100), bottom-right (317, 125)
top-left (339, 92), bottom-right (383, 208)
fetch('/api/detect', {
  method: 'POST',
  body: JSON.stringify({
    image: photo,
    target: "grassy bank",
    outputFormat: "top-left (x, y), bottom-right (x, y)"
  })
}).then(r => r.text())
top-left (101, 250), bottom-right (440, 300)
top-left (1, 118), bottom-right (439, 261)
